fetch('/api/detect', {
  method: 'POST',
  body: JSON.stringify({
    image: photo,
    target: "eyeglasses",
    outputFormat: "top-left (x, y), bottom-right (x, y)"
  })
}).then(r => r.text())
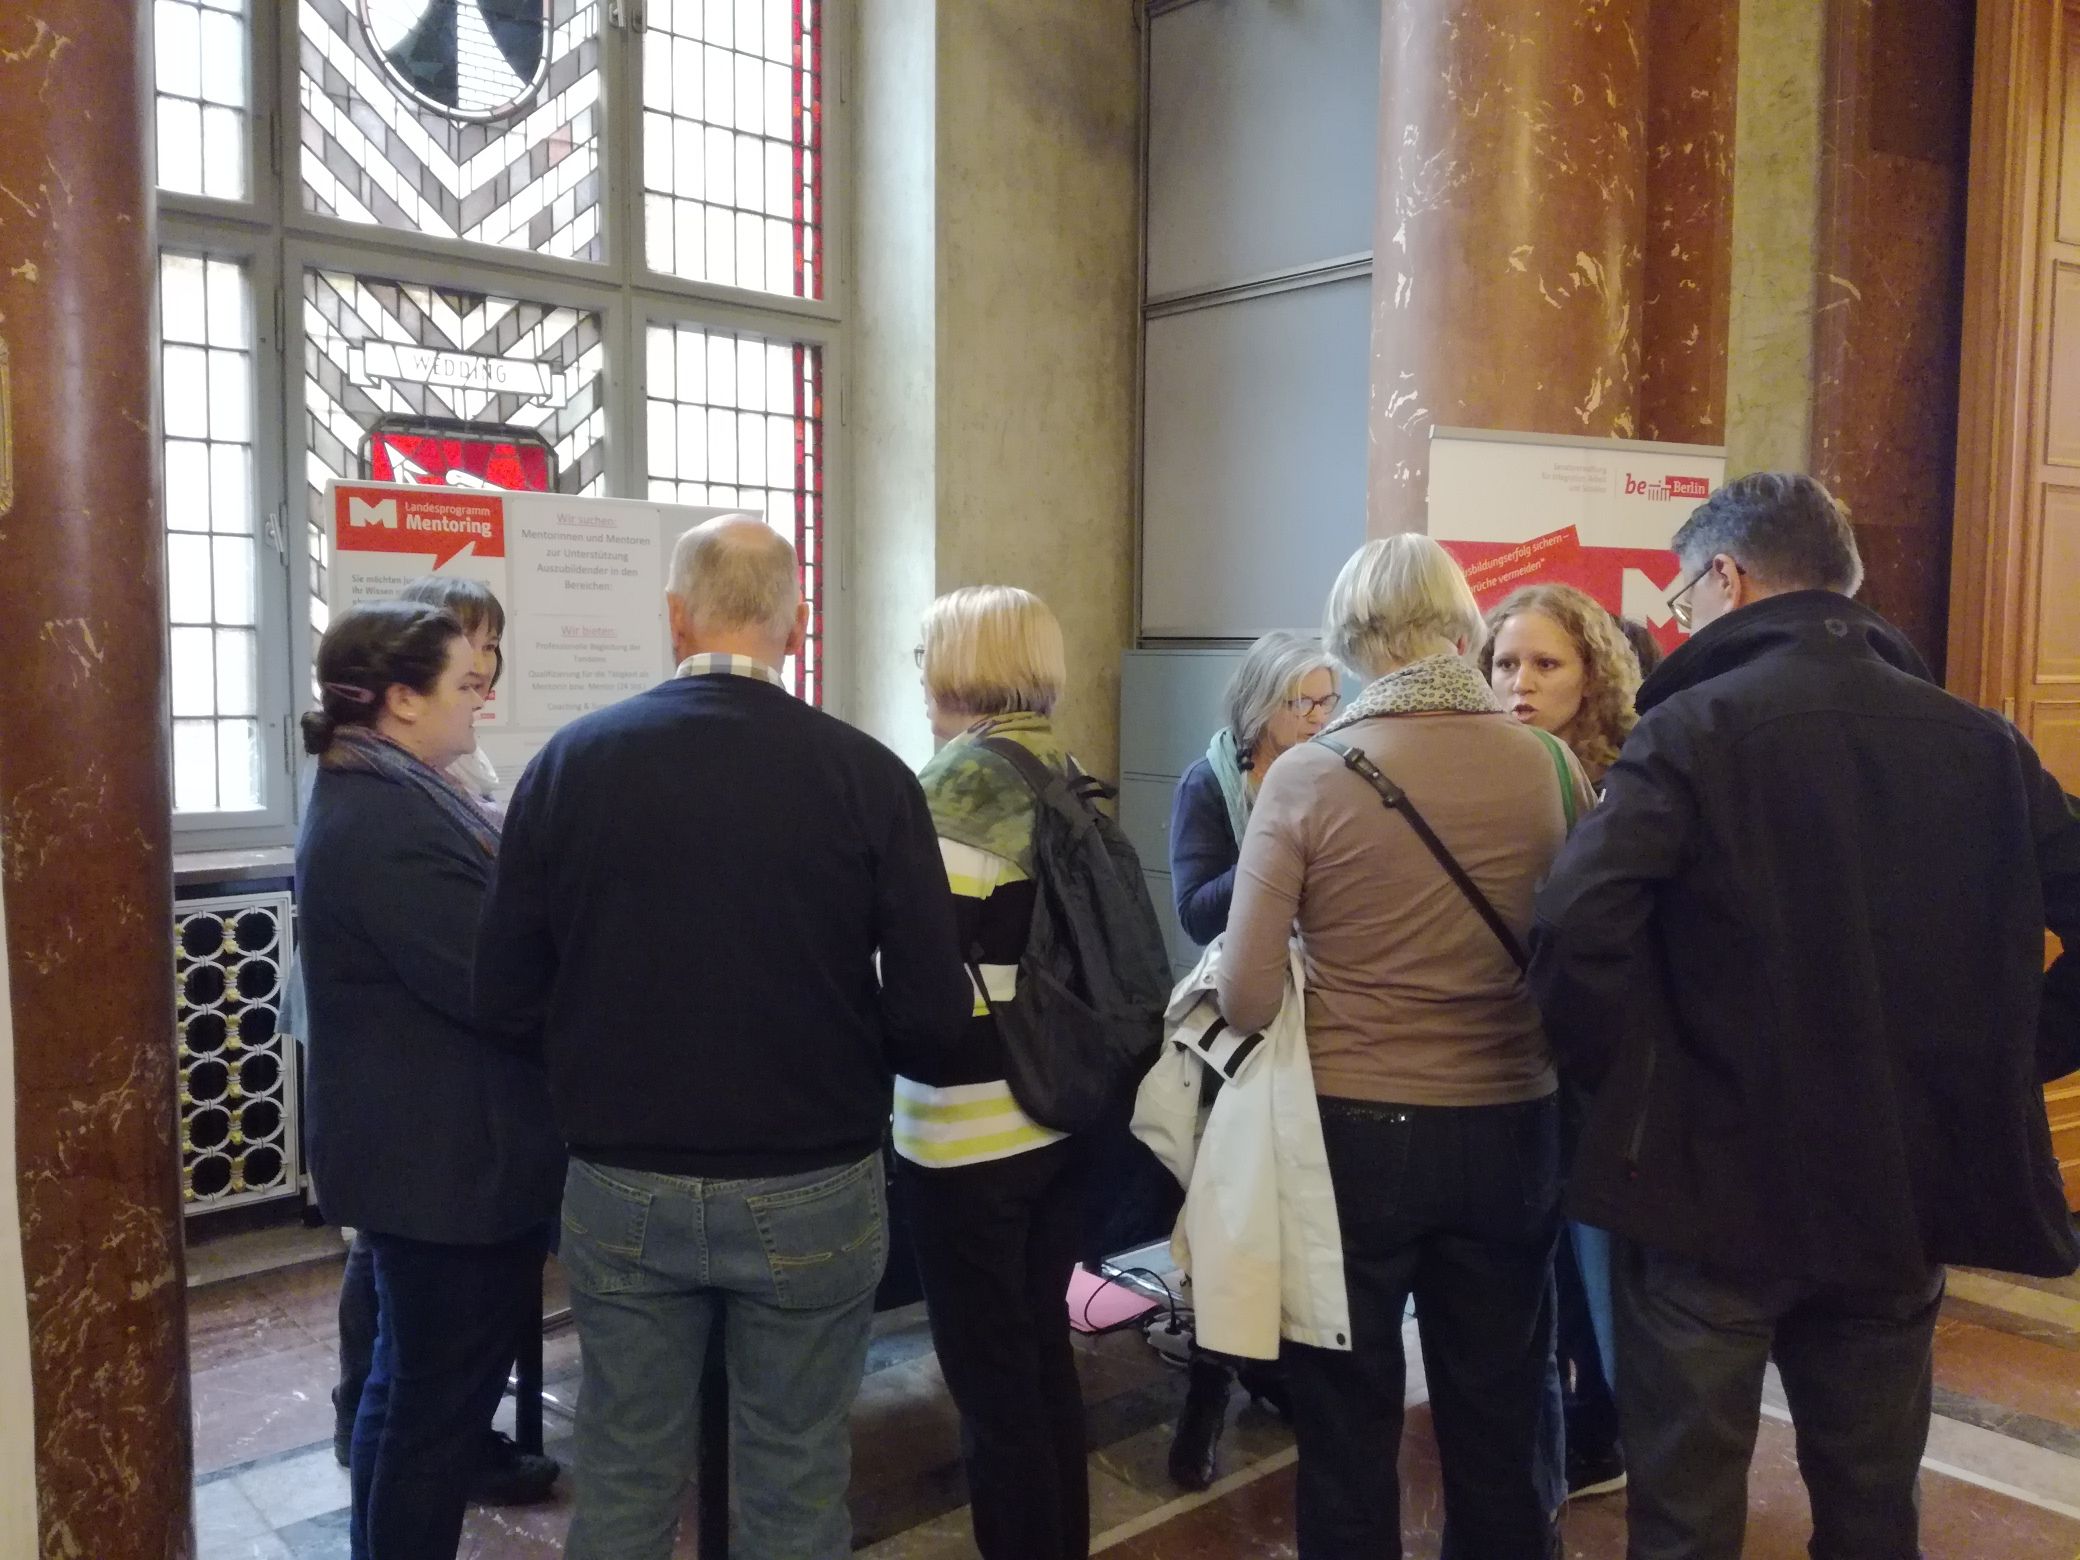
top-left (912, 645), bottom-right (925, 669)
top-left (1286, 692), bottom-right (1342, 718)
top-left (1666, 560), bottom-right (1746, 630)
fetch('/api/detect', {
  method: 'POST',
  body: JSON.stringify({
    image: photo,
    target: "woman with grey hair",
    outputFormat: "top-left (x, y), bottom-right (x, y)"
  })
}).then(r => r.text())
top-left (1162, 630), bottom-right (1336, 1489)
top-left (1216, 535), bottom-right (1593, 1557)
top-left (1169, 631), bottom-right (1339, 947)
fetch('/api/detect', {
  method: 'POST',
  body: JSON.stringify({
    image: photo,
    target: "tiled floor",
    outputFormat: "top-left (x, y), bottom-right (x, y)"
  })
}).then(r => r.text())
top-left (187, 1228), bottom-right (2080, 1558)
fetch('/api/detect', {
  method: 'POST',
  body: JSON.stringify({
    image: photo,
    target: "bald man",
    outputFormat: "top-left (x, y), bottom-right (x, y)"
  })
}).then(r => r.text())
top-left (476, 516), bottom-right (971, 1560)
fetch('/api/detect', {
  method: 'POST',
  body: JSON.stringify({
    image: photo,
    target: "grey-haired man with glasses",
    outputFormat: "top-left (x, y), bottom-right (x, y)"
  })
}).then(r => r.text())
top-left (1529, 471), bottom-right (2080, 1560)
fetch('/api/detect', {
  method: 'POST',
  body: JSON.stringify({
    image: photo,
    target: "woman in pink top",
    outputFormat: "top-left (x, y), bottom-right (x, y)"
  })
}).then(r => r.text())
top-left (1216, 536), bottom-right (1590, 1560)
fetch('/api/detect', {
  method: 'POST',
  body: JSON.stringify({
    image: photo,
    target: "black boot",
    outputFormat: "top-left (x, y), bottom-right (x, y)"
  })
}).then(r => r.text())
top-left (1168, 1353), bottom-right (1232, 1491)
top-left (1233, 1358), bottom-right (1291, 1421)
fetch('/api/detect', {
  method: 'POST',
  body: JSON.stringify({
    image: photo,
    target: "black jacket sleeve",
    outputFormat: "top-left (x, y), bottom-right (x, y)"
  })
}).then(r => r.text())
top-left (872, 769), bottom-right (973, 1075)
top-left (2028, 749), bottom-right (2080, 1083)
top-left (1529, 709), bottom-right (1701, 1087)
top-left (474, 755), bottom-right (557, 1061)
top-left (1169, 762), bottom-right (1240, 947)
top-left (347, 790), bottom-right (490, 1034)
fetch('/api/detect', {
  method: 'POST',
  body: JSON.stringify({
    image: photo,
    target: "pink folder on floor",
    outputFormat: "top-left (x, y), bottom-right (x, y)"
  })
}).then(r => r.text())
top-left (1066, 1266), bottom-right (1163, 1334)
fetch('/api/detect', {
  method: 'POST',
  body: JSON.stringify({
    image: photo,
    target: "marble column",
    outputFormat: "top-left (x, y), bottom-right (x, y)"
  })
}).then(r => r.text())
top-left (0, 6), bottom-right (192, 1558)
top-left (1640, 0), bottom-right (1737, 445)
top-left (1810, 0), bottom-right (1975, 670)
top-left (1369, 0), bottom-right (1649, 533)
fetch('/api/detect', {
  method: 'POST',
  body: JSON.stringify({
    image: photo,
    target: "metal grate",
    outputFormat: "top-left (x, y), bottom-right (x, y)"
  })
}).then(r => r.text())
top-left (176, 893), bottom-right (300, 1213)
top-left (644, 321), bottom-right (824, 703)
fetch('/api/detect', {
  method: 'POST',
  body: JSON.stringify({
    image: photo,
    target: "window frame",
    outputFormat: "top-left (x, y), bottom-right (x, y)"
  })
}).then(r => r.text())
top-left (157, 216), bottom-right (297, 847)
top-left (154, 0), bottom-right (851, 848)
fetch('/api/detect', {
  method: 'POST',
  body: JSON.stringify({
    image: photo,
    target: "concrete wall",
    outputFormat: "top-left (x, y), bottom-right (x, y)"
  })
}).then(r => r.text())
top-left (851, 0), bottom-right (1141, 778)
top-left (1724, 0), bottom-right (1826, 475)
top-left (0, 869), bottom-right (41, 1553)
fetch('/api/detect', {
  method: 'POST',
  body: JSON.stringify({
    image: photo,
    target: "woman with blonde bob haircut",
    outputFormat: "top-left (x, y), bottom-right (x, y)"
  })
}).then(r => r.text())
top-left (919, 583), bottom-right (1067, 725)
top-left (899, 584), bottom-right (1092, 1559)
top-left (1216, 534), bottom-right (1592, 1556)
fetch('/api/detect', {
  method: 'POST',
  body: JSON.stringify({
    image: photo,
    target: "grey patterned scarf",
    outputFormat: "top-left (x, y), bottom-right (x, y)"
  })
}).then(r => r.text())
top-left (1318, 652), bottom-right (1501, 735)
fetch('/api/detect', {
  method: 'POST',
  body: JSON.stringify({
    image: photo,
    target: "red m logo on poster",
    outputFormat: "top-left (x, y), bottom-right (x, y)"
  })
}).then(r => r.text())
top-left (333, 484), bottom-right (507, 569)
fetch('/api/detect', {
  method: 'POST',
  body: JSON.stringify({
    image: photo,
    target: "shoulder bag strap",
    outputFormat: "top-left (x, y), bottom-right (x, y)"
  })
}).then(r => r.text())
top-left (1315, 735), bottom-right (1529, 972)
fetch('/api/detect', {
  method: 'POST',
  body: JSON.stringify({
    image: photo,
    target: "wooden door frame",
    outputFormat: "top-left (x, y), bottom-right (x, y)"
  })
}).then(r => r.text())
top-left (1948, 0), bottom-right (2060, 710)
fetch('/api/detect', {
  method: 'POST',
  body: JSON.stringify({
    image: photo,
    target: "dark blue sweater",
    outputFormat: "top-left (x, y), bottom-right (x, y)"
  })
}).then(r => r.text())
top-left (1169, 757), bottom-right (1241, 947)
top-left (475, 673), bottom-right (972, 1177)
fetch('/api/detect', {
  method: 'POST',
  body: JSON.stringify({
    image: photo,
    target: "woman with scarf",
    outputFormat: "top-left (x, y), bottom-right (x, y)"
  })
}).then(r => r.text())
top-left (1162, 630), bottom-right (1336, 1488)
top-left (1216, 536), bottom-right (1593, 1559)
top-left (894, 585), bottom-right (1091, 1560)
top-left (296, 600), bottom-right (563, 1560)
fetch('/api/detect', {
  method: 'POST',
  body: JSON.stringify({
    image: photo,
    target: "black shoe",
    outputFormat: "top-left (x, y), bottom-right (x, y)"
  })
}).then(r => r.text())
top-left (1565, 1442), bottom-right (1627, 1500)
top-left (332, 1386), bottom-right (353, 1470)
top-left (470, 1431), bottom-right (561, 1506)
top-left (1167, 1358), bottom-right (1231, 1491)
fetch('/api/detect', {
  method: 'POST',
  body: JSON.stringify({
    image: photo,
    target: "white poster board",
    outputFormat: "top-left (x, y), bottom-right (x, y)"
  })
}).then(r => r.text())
top-left (324, 481), bottom-right (741, 788)
top-left (1426, 428), bottom-right (1726, 651)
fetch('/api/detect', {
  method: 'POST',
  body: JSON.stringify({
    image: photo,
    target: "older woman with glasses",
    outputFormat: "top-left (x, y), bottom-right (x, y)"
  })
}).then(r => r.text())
top-left (1216, 536), bottom-right (1593, 1558)
top-left (1169, 631), bottom-right (1340, 949)
top-left (1161, 631), bottom-right (1335, 1488)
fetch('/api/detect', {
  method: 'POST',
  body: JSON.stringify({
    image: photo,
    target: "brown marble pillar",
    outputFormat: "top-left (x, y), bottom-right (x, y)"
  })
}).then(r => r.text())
top-left (1639, 0), bottom-right (1736, 445)
top-left (0, 7), bottom-right (192, 1559)
top-left (1810, 0), bottom-right (1974, 670)
top-left (1369, 0), bottom-right (1649, 533)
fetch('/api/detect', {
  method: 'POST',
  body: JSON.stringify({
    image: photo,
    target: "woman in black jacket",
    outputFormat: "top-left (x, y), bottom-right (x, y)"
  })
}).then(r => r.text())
top-left (1162, 630), bottom-right (1336, 1488)
top-left (296, 601), bottom-right (564, 1560)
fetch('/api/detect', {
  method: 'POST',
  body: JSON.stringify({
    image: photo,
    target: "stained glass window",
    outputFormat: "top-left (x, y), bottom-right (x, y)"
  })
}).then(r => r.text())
top-left (160, 252), bottom-right (262, 813)
top-left (641, 0), bottom-right (823, 299)
top-left (645, 321), bottom-right (824, 702)
top-left (300, 0), bottom-right (606, 261)
top-left (155, 0), bottom-right (249, 200)
top-left (302, 268), bottom-right (607, 643)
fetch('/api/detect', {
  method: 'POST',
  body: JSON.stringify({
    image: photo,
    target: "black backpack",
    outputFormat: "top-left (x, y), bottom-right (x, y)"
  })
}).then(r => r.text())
top-left (968, 737), bottom-right (1174, 1133)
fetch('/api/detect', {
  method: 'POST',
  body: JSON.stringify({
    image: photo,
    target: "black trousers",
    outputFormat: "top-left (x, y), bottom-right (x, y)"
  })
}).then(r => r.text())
top-left (1613, 1242), bottom-right (1945, 1560)
top-left (901, 1139), bottom-right (1090, 1560)
top-left (350, 1230), bottom-right (545, 1560)
top-left (1287, 1097), bottom-right (1564, 1560)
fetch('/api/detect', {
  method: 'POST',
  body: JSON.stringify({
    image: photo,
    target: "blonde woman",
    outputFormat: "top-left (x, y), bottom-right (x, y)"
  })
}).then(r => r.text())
top-left (898, 585), bottom-right (1089, 1560)
top-left (1216, 536), bottom-right (1592, 1557)
top-left (1478, 583), bottom-right (1642, 786)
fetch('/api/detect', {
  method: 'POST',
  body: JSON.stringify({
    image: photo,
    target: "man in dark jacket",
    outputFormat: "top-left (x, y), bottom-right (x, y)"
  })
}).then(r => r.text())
top-left (1529, 472), bottom-right (2080, 1560)
top-left (475, 516), bottom-right (971, 1560)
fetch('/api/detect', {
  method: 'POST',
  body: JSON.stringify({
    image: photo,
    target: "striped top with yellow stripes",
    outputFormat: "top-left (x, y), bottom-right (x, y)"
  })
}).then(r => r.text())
top-left (891, 838), bottom-right (1066, 1167)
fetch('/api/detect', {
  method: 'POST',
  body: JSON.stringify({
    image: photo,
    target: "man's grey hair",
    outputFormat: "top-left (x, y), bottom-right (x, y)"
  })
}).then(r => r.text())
top-left (1323, 534), bottom-right (1486, 679)
top-left (1223, 631), bottom-right (1336, 757)
top-left (668, 516), bottom-right (801, 639)
top-left (1670, 472), bottom-right (1865, 596)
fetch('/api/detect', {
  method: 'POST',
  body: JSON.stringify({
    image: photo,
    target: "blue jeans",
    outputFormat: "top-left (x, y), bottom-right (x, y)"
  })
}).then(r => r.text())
top-left (560, 1153), bottom-right (886, 1560)
top-left (349, 1230), bottom-right (545, 1560)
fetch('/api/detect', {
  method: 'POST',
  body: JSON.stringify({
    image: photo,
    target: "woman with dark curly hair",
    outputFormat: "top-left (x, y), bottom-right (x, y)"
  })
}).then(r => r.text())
top-left (1479, 584), bottom-right (1642, 785)
top-left (1479, 581), bottom-right (1646, 1505)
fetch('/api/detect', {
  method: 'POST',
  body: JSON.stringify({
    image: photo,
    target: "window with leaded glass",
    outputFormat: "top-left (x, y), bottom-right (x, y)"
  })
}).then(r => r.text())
top-left (302, 268), bottom-right (607, 642)
top-left (154, 0), bottom-right (250, 200)
top-left (301, 1), bottom-right (607, 261)
top-left (645, 321), bottom-right (824, 702)
top-left (641, 0), bottom-right (823, 299)
top-left (159, 252), bottom-right (262, 813)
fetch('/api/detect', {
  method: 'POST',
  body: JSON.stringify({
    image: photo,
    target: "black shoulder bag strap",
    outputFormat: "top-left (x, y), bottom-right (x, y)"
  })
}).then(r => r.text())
top-left (1315, 735), bottom-right (1529, 973)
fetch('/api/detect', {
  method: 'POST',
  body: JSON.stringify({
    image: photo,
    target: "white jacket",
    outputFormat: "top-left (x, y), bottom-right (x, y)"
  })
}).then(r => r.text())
top-left (1131, 941), bottom-right (1350, 1359)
